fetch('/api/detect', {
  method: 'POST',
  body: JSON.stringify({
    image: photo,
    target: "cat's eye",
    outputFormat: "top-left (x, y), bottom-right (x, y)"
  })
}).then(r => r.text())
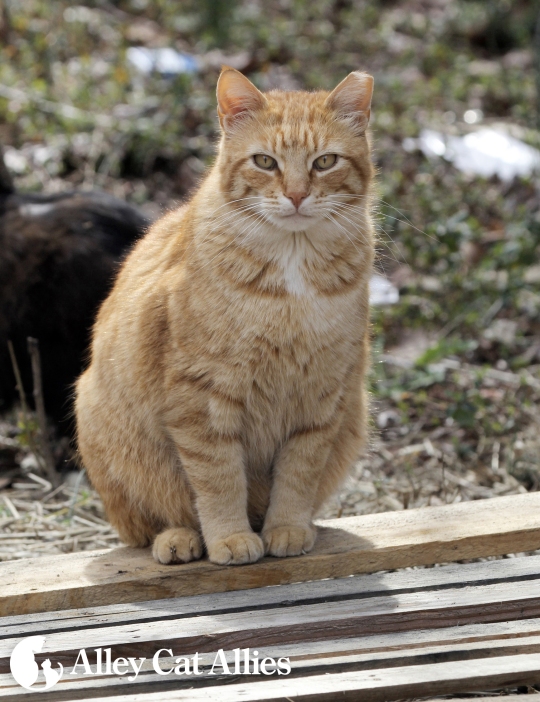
top-left (313, 154), bottom-right (338, 171)
top-left (253, 154), bottom-right (277, 170)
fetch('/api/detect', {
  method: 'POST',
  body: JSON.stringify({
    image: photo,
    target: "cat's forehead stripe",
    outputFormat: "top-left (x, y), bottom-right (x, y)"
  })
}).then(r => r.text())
top-left (271, 126), bottom-right (318, 153)
top-left (266, 102), bottom-right (324, 154)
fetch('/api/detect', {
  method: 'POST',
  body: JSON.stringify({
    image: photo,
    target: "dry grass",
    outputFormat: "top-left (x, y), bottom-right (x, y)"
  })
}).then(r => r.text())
top-left (0, 450), bottom-right (121, 561)
top-left (0, 490), bottom-right (121, 560)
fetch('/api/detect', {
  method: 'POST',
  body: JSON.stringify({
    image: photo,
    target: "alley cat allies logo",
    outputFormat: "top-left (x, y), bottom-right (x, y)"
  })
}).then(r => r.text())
top-left (11, 637), bottom-right (291, 692)
top-left (10, 636), bottom-right (63, 691)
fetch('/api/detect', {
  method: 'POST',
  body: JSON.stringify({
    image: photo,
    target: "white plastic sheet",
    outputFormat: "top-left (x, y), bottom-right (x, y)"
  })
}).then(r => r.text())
top-left (369, 274), bottom-right (399, 306)
top-left (405, 127), bottom-right (540, 181)
top-left (127, 47), bottom-right (199, 76)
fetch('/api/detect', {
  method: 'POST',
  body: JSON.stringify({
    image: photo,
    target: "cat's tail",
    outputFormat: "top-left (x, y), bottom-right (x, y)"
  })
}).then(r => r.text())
top-left (0, 145), bottom-right (15, 194)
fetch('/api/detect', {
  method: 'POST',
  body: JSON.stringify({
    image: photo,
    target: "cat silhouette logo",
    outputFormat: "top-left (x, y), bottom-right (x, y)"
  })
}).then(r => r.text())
top-left (10, 636), bottom-right (63, 691)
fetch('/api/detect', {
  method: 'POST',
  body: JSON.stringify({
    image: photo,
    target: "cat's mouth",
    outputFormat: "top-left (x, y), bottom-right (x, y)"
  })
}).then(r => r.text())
top-left (280, 212), bottom-right (314, 223)
top-left (273, 212), bottom-right (316, 231)
top-left (271, 211), bottom-right (318, 232)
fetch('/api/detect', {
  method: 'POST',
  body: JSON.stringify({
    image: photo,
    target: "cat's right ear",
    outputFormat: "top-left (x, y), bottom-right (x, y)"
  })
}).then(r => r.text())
top-left (217, 68), bottom-right (266, 132)
top-left (325, 71), bottom-right (374, 134)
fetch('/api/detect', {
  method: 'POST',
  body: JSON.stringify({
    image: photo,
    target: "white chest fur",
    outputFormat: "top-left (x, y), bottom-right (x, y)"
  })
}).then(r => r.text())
top-left (275, 233), bottom-right (311, 295)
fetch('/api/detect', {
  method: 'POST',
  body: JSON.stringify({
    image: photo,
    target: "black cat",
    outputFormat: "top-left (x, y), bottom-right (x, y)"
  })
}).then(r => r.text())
top-left (0, 147), bottom-right (152, 433)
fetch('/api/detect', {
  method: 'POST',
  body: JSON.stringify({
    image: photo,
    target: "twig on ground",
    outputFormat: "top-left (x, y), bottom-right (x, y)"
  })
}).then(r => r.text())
top-left (7, 340), bottom-right (29, 416)
top-left (7, 339), bottom-right (42, 462)
top-left (27, 337), bottom-right (58, 487)
top-left (67, 469), bottom-right (86, 520)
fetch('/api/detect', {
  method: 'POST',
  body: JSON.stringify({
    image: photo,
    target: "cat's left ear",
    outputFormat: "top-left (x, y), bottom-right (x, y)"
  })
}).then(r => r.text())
top-left (217, 67), bottom-right (266, 132)
top-left (325, 71), bottom-right (374, 133)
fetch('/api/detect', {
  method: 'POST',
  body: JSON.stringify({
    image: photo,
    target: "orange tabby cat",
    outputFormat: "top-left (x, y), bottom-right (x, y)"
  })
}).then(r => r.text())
top-left (75, 68), bottom-right (375, 565)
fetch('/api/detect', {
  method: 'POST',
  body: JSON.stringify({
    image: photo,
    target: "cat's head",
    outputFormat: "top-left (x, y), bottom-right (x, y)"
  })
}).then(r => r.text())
top-left (215, 68), bottom-right (374, 238)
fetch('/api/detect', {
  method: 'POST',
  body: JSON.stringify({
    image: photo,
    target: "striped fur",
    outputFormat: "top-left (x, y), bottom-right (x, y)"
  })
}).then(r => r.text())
top-left (75, 69), bottom-right (375, 565)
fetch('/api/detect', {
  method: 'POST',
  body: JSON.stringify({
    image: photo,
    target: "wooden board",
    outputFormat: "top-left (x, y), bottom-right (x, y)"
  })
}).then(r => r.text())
top-left (2, 491), bottom-right (540, 616)
top-left (423, 699), bottom-right (527, 702)
top-left (2, 552), bottom-right (540, 701)
top-left (4, 552), bottom-right (540, 637)
top-left (43, 655), bottom-right (540, 702)
top-left (3, 578), bottom-right (540, 666)
top-left (2, 654), bottom-right (540, 701)
top-left (59, 655), bottom-right (540, 702)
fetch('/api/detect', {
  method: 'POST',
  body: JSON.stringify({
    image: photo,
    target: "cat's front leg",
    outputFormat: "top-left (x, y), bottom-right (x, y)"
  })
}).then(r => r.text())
top-left (262, 422), bottom-right (338, 557)
top-left (166, 423), bottom-right (264, 566)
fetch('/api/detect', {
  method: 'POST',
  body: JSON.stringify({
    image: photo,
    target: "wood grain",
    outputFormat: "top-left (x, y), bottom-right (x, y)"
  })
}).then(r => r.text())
top-left (3, 630), bottom-right (540, 700)
top-left (3, 636), bottom-right (540, 700)
top-left (4, 553), bottom-right (540, 638)
top-left (423, 699), bottom-right (526, 702)
top-left (2, 577), bottom-right (540, 674)
top-left (3, 553), bottom-right (540, 700)
top-left (24, 653), bottom-right (540, 702)
top-left (2, 492), bottom-right (540, 616)
top-left (5, 615), bottom-right (540, 701)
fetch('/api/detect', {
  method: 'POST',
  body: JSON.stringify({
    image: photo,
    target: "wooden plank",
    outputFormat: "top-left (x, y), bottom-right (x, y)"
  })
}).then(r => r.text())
top-left (3, 616), bottom-right (540, 698)
top-left (2, 578), bottom-right (540, 674)
top-left (3, 553), bottom-right (540, 638)
top-left (3, 628), bottom-right (540, 699)
top-left (26, 653), bottom-right (540, 702)
top-left (4, 617), bottom-right (540, 688)
top-left (2, 492), bottom-right (540, 616)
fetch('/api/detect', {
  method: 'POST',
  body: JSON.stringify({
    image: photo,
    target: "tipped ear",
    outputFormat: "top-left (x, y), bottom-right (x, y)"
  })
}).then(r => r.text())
top-left (217, 67), bottom-right (266, 131)
top-left (325, 71), bottom-right (374, 133)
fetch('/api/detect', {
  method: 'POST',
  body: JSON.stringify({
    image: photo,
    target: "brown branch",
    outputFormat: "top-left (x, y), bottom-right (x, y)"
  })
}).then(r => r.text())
top-left (27, 337), bottom-right (58, 487)
top-left (7, 339), bottom-right (44, 477)
top-left (7, 340), bottom-right (29, 415)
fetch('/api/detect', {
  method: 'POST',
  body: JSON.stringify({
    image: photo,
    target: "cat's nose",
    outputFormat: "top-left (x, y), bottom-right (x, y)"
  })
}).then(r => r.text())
top-left (286, 191), bottom-right (309, 210)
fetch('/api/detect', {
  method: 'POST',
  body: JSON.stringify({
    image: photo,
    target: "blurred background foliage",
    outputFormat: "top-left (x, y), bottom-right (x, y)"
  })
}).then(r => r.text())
top-left (1, 0), bottom-right (539, 523)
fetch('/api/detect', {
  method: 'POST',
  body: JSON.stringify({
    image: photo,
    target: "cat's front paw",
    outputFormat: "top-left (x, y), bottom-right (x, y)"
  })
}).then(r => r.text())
top-left (207, 532), bottom-right (264, 565)
top-left (152, 527), bottom-right (203, 564)
top-left (262, 525), bottom-right (316, 557)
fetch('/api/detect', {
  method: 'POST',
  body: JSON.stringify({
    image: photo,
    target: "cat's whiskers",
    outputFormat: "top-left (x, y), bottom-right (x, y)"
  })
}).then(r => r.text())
top-left (206, 202), bottom-right (262, 229)
top-left (193, 204), bottom-right (264, 250)
top-left (320, 204), bottom-right (372, 247)
top-left (195, 197), bottom-right (263, 237)
top-left (328, 193), bottom-right (432, 241)
top-left (333, 208), bottom-right (403, 266)
top-left (326, 200), bottom-right (411, 265)
top-left (181, 205), bottom-right (265, 270)
top-left (195, 216), bottom-right (260, 263)
top-left (196, 197), bottom-right (264, 237)
top-left (186, 201), bottom-right (259, 253)
top-left (211, 195), bottom-right (262, 214)
top-left (182, 210), bottom-right (245, 265)
top-left (330, 212), bottom-right (369, 242)
top-left (195, 211), bottom-right (268, 273)
top-left (322, 212), bottom-right (367, 261)
top-left (238, 214), bottom-right (270, 247)
top-left (197, 223), bottom-right (266, 275)
top-left (334, 212), bottom-right (400, 263)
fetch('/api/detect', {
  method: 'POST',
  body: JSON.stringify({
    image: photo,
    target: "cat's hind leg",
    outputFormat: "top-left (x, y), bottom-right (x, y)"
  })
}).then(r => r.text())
top-left (97, 480), bottom-right (163, 548)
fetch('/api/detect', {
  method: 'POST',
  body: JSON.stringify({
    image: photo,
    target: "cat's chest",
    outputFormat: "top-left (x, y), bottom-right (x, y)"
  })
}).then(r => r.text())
top-left (274, 241), bottom-right (311, 296)
top-left (242, 285), bottom-right (363, 348)
top-left (242, 290), bottom-right (363, 401)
